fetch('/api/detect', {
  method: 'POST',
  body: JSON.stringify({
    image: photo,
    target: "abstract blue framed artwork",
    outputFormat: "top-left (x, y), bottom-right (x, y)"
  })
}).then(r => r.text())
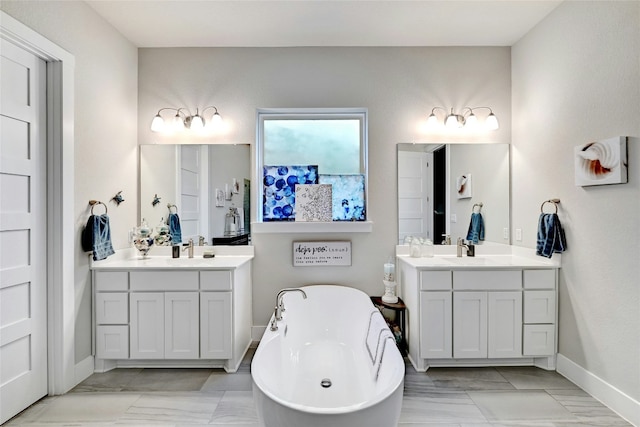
top-left (319, 174), bottom-right (366, 221)
top-left (263, 165), bottom-right (318, 221)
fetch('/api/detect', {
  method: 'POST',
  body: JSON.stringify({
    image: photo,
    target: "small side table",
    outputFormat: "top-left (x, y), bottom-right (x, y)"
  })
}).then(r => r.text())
top-left (370, 296), bottom-right (407, 353)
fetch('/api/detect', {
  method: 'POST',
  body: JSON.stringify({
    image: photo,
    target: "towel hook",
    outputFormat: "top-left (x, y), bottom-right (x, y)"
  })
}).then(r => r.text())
top-left (472, 202), bottom-right (483, 213)
top-left (89, 200), bottom-right (108, 215)
top-left (540, 199), bottom-right (560, 214)
top-left (167, 203), bottom-right (178, 214)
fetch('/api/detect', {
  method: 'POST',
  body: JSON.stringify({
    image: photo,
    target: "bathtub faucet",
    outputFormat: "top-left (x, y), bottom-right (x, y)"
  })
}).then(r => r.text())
top-left (271, 288), bottom-right (307, 330)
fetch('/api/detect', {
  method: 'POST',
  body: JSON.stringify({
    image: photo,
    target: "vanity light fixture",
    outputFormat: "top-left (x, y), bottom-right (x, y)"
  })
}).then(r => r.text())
top-left (150, 106), bottom-right (223, 133)
top-left (425, 106), bottom-right (499, 131)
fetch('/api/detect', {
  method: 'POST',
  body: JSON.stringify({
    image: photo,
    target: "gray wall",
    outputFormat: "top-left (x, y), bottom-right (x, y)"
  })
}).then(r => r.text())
top-left (138, 47), bottom-right (512, 327)
top-left (512, 1), bottom-right (639, 402)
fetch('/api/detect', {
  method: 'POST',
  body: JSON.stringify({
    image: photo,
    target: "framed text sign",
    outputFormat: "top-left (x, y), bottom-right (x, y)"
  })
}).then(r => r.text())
top-left (293, 241), bottom-right (352, 267)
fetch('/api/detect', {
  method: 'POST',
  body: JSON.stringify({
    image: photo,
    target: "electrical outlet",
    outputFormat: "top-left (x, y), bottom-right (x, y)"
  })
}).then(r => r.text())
top-left (450, 214), bottom-right (457, 223)
top-left (516, 228), bottom-right (523, 241)
top-left (503, 228), bottom-right (509, 239)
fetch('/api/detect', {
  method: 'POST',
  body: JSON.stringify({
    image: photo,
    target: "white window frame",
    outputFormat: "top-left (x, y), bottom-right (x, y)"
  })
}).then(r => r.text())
top-left (253, 107), bottom-right (372, 233)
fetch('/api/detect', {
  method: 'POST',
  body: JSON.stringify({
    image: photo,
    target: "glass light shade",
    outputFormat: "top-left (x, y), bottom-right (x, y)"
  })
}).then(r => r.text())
top-left (150, 114), bottom-right (164, 132)
top-left (190, 114), bottom-right (204, 130)
top-left (465, 113), bottom-right (477, 129)
top-left (445, 113), bottom-right (462, 129)
top-left (485, 113), bottom-right (499, 130)
top-left (171, 113), bottom-right (184, 132)
top-left (425, 113), bottom-right (439, 129)
top-left (207, 112), bottom-right (223, 129)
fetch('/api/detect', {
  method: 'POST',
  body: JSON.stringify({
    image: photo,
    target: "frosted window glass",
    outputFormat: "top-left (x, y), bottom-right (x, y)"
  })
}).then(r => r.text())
top-left (264, 119), bottom-right (361, 174)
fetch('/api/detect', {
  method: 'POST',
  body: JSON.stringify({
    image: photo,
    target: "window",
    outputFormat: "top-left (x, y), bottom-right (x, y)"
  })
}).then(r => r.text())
top-left (256, 108), bottom-right (369, 229)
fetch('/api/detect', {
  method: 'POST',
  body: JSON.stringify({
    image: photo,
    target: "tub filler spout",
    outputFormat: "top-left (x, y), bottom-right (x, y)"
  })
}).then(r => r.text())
top-left (271, 288), bottom-right (307, 331)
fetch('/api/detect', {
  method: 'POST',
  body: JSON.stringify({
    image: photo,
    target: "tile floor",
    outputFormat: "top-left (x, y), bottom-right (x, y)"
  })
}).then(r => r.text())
top-left (6, 347), bottom-right (631, 426)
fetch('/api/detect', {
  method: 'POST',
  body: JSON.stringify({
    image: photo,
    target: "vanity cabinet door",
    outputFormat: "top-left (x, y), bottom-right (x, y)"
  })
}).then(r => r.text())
top-left (453, 292), bottom-right (487, 358)
top-left (130, 292), bottom-right (164, 359)
top-left (420, 291), bottom-right (452, 358)
top-left (488, 292), bottom-right (522, 358)
top-left (200, 292), bottom-right (232, 359)
top-left (165, 292), bottom-right (199, 359)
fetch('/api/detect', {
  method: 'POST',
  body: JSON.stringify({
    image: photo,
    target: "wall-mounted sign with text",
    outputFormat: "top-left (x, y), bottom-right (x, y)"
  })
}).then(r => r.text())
top-left (293, 241), bottom-right (352, 267)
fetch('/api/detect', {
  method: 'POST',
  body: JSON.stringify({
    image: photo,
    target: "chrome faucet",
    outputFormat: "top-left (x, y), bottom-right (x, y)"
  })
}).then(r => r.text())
top-left (457, 237), bottom-right (468, 257)
top-left (457, 237), bottom-right (475, 257)
top-left (198, 236), bottom-right (206, 246)
top-left (441, 234), bottom-right (452, 245)
top-left (270, 288), bottom-right (307, 331)
top-left (182, 238), bottom-right (194, 258)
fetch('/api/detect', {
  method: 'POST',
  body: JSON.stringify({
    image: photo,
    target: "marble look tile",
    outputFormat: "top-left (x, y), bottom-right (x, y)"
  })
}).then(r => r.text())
top-left (121, 368), bottom-right (212, 392)
top-left (209, 391), bottom-right (259, 424)
top-left (71, 368), bottom-right (143, 392)
top-left (496, 367), bottom-right (579, 390)
top-left (417, 367), bottom-right (516, 392)
top-left (25, 393), bottom-right (140, 423)
top-left (468, 391), bottom-right (577, 422)
top-left (119, 392), bottom-right (223, 424)
top-left (399, 393), bottom-right (488, 424)
top-left (201, 372), bottom-right (254, 392)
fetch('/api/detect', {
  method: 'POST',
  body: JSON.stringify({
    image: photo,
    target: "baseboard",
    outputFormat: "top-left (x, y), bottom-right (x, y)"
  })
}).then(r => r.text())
top-left (74, 355), bottom-right (94, 386)
top-left (556, 353), bottom-right (639, 426)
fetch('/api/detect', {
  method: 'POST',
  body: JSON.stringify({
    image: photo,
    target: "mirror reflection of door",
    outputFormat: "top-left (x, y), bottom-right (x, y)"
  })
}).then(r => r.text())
top-left (397, 149), bottom-right (433, 244)
top-left (179, 145), bottom-right (209, 241)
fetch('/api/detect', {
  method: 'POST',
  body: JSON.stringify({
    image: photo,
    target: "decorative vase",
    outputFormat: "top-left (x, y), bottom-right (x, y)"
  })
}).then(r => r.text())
top-left (382, 280), bottom-right (398, 304)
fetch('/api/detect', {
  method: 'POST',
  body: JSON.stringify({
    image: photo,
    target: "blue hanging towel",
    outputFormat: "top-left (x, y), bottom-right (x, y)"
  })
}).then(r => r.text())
top-left (466, 212), bottom-right (485, 244)
top-left (536, 213), bottom-right (567, 258)
top-left (168, 213), bottom-right (182, 244)
top-left (82, 214), bottom-right (115, 261)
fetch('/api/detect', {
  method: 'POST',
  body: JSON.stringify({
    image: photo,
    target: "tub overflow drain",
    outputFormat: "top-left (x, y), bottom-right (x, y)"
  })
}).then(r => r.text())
top-left (320, 378), bottom-right (332, 388)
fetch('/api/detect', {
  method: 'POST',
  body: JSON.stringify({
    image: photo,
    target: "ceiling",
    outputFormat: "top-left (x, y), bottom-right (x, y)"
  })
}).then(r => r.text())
top-left (85, 0), bottom-right (563, 48)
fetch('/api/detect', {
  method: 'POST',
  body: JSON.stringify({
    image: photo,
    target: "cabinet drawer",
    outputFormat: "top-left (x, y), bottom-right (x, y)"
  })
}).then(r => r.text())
top-left (130, 271), bottom-right (198, 291)
top-left (453, 270), bottom-right (521, 290)
top-left (524, 290), bottom-right (556, 324)
top-left (524, 269), bottom-right (556, 289)
top-left (420, 270), bottom-right (452, 290)
top-left (523, 324), bottom-right (555, 356)
top-left (200, 270), bottom-right (232, 291)
top-left (95, 271), bottom-right (128, 291)
top-left (96, 325), bottom-right (129, 359)
top-left (96, 292), bottom-right (128, 324)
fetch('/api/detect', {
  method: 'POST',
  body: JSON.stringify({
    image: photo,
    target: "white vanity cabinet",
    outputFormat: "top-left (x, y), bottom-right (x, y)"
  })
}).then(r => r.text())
top-left (399, 254), bottom-right (559, 372)
top-left (92, 255), bottom-right (252, 373)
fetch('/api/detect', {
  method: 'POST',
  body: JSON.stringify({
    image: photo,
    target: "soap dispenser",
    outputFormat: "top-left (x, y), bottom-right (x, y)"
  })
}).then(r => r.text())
top-left (224, 207), bottom-right (240, 236)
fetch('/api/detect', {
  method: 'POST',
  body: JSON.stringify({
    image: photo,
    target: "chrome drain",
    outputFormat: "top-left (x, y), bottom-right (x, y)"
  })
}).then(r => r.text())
top-left (320, 378), bottom-right (332, 388)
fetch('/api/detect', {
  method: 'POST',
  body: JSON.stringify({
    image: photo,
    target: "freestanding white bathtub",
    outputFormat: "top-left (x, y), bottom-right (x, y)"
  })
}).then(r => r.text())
top-left (251, 285), bottom-right (405, 427)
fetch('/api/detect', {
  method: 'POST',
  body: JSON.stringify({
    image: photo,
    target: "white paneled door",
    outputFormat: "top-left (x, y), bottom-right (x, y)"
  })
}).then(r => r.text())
top-left (0, 40), bottom-right (48, 423)
top-left (398, 150), bottom-right (433, 244)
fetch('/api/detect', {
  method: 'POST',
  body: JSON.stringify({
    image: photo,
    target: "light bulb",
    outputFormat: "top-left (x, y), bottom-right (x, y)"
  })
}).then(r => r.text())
top-left (485, 112), bottom-right (499, 130)
top-left (150, 114), bottom-right (164, 132)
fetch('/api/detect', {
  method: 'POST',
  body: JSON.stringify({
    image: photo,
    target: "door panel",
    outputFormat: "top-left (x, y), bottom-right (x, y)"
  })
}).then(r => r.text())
top-left (0, 39), bottom-right (47, 424)
top-left (398, 150), bottom-right (433, 243)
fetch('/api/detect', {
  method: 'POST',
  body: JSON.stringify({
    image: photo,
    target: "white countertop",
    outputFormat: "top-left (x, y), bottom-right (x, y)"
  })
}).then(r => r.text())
top-left (396, 243), bottom-right (560, 269)
top-left (91, 246), bottom-right (254, 270)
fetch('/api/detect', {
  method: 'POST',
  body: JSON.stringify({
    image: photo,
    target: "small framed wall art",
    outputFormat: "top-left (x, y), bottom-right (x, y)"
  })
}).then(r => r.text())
top-left (575, 136), bottom-right (628, 186)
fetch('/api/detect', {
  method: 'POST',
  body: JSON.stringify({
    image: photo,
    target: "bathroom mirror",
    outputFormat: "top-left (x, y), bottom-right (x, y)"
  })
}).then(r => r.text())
top-left (397, 143), bottom-right (510, 245)
top-left (140, 144), bottom-right (251, 245)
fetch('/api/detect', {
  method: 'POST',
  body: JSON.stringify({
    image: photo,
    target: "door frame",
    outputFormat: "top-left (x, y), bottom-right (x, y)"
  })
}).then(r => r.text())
top-left (1, 11), bottom-right (76, 395)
